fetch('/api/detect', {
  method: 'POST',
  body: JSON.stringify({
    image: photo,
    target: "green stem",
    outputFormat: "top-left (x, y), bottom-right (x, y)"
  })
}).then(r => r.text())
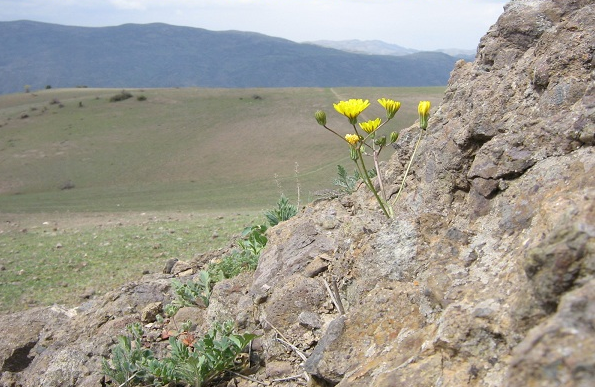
top-left (372, 148), bottom-right (391, 217)
top-left (356, 149), bottom-right (391, 218)
top-left (323, 125), bottom-right (347, 142)
top-left (392, 129), bottom-right (424, 206)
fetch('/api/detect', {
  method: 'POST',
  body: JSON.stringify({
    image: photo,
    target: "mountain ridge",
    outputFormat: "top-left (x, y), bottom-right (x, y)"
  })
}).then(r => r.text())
top-left (0, 20), bottom-right (462, 94)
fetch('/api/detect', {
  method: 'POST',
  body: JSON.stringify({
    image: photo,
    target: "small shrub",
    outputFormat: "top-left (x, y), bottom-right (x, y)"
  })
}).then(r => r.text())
top-left (136, 95), bottom-right (147, 101)
top-left (101, 323), bottom-right (153, 386)
top-left (59, 180), bottom-right (75, 190)
top-left (164, 303), bottom-right (181, 318)
top-left (209, 225), bottom-right (267, 280)
top-left (237, 225), bottom-right (268, 255)
top-left (209, 250), bottom-right (259, 280)
top-left (102, 321), bottom-right (257, 387)
top-left (109, 90), bottom-right (133, 102)
top-left (265, 195), bottom-right (297, 227)
top-left (171, 271), bottom-right (212, 308)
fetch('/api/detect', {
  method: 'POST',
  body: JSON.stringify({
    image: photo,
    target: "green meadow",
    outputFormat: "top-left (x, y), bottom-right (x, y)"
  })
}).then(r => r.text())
top-left (0, 86), bottom-right (444, 312)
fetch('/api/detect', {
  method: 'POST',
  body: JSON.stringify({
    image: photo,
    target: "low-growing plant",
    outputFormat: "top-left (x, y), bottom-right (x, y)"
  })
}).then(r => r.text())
top-left (237, 225), bottom-right (268, 256)
top-left (101, 323), bottom-right (153, 386)
top-left (209, 250), bottom-right (259, 280)
top-left (163, 321), bottom-right (257, 387)
top-left (181, 320), bottom-right (193, 333)
top-left (109, 90), bottom-right (133, 102)
top-left (264, 195), bottom-right (297, 227)
top-left (315, 99), bottom-right (431, 218)
top-left (102, 321), bottom-right (257, 387)
top-left (137, 95), bottom-right (147, 101)
top-left (164, 303), bottom-right (181, 318)
top-left (333, 164), bottom-right (377, 194)
top-left (171, 270), bottom-right (212, 308)
top-left (209, 225), bottom-right (267, 280)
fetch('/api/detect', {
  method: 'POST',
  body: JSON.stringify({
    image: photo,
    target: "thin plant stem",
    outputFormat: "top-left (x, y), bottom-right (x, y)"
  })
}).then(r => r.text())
top-left (392, 129), bottom-right (425, 206)
top-left (322, 125), bottom-right (346, 141)
top-left (356, 149), bottom-right (391, 218)
top-left (373, 149), bottom-right (386, 202)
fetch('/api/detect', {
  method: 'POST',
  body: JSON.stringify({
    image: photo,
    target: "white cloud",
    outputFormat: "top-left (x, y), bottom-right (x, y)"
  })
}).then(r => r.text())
top-left (109, 0), bottom-right (146, 10)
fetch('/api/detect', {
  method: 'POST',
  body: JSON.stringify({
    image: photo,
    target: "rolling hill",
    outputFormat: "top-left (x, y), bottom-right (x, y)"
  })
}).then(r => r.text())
top-left (0, 20), bottom-right (461, 95)
top-left (0, 86), bottom-right (446, 212)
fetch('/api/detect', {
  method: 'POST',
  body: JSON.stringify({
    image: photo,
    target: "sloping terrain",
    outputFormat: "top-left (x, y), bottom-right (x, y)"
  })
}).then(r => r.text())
top-left (0, 21), bottom-right (460, 94)
top-left (1, 1), bottom-right (594, 386)
top-left (0, 86), bottom-right (445, 212)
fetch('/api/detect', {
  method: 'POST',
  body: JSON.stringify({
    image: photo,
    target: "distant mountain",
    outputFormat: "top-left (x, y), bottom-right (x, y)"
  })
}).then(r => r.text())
top-left (307, 39), bottom-right (475, 61)
top-left (305, 39), bottom-right (419, 56)
top-left (0, 21), bottom-right (462, 94)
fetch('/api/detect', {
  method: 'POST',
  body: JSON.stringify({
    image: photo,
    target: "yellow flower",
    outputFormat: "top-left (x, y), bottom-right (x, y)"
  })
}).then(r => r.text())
top-left (359, 118), bottom-right (382, 134)
top-left (418, 101), bottom-right (431, 116)
top-left (377, 98), bottom-right (401, 119)
top-left (333, 99), bottom-right (370, 124)
top-left (344, 134), bottom-right (360, 146)
top-left (418, 101), bottom-right (431, 129)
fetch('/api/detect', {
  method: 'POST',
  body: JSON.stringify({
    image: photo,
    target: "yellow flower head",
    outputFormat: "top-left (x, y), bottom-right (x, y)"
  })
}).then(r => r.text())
top-left (344, 133), bottom-right (360, 146)
top-left (418, 101), bottom-right (431, 116)
top-left (333, 99), bottom-right (370, 124)
top-left (377, 98), bottom-right (401, 120)
top-left (418, 100), bottom-right (431, 130)
top-left (359, 118), bottom-right (382, 134)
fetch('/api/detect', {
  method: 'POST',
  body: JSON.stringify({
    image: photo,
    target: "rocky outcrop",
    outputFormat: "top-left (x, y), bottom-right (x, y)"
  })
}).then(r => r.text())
top-left (1, 0), bottom-right (594, 386)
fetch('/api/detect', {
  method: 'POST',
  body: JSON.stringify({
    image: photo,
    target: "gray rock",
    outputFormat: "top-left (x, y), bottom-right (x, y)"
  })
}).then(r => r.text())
top-left (140, 301), bottom-right (163, 323)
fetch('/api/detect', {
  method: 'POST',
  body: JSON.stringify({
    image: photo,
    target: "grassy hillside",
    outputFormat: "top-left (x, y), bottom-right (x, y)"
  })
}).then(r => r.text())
top-left (0, 87), bottom-right (445, 213)
top-left (0, 86), bottom-right (445, 312)
top-left (0, 21), bottom-right (459, 94)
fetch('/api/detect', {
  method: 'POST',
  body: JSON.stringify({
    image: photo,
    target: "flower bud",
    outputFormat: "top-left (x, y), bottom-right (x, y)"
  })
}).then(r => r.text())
top-left (418, 101), bottom-right (431, 130)
top-left (350, 147), bottom-right (359, 161)
top-left (375, 136), bottom-right (387, 147)
top-left (314, 110), bottom-right (327, 126)
top-left (390, 131), bottom-right (399, 144)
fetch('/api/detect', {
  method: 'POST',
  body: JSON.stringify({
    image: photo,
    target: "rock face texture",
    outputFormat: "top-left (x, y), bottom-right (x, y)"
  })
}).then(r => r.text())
top-left (1, 0), bottom-right (594, 386)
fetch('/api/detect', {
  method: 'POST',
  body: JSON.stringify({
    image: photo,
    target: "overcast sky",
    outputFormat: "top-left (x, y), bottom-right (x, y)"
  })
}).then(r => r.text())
top-left (0, 0), bottom-right (509, 51)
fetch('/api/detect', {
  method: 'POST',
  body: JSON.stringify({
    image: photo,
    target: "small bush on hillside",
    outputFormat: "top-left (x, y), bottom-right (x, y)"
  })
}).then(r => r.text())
top-left (265, 195), bottom-right (297, 227)
top-left (171, 271), bottom-right (212, 308)
top-left (109, 90), bottom-right (133, 102)
top-left (136, 95), bottom-right (147, 101)
top-left (210, 250), bottom-right (259, 280)
top-left (102, 321), bottom-right (257, 387)
top-left (209, 225), bottom-right (267, 280)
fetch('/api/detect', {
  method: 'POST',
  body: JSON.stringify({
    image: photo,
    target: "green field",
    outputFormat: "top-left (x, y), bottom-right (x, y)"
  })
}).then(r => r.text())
top-left (0, 86), bottom-right (445, 312)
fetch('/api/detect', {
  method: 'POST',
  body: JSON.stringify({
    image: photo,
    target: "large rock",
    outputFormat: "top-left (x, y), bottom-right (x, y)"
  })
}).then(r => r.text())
top-left (0, 0), bottom-right (594, 386)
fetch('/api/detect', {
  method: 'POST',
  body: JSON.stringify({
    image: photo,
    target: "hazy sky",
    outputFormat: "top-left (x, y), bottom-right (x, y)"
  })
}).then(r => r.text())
top-left (0, 0), bottom-right (509, 51)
